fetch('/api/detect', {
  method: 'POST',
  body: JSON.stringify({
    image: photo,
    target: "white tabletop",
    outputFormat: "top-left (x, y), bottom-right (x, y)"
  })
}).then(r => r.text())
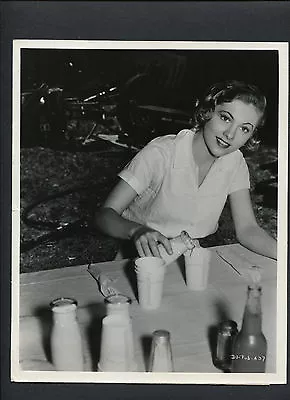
top-left (18, 244), bottom-right (277, 374)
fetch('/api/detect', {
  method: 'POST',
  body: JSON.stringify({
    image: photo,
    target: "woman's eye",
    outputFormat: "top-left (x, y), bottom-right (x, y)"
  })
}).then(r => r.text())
top-left (220, 114), bottom-right (230, 122)
top-left (241, 126), bottom-right (250, 134)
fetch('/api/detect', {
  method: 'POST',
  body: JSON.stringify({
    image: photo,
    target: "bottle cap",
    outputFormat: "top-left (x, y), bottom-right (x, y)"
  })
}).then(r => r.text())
top-left (218, 320), bottom-right (238, 333)
top-left (180, 231), bottom-right (196, 250)
top-left (153, 329), bottom-right (170, 337)
top-left (50, 297), bottom-right (78, 313)
top-left (104, 294), bottom-right (132, 305)
top-left (152, 330), bottom-right (171, 342)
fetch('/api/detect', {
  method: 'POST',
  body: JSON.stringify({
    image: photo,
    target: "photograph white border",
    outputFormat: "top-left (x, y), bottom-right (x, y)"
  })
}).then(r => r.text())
top-left (11, 40), bottom-right (288, 385)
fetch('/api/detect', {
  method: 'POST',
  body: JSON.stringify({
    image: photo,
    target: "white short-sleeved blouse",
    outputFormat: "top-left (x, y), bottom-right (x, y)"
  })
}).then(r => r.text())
top-left (118, 129), bottom-right (250, 238)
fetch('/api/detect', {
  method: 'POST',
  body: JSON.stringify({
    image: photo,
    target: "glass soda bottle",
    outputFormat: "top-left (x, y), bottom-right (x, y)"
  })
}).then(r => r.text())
top-left (157, 230), bottom-right (197, 266)
top-left (50, 297), bottom-right (84, 371)
top-left (231, 285), bottom-right (267, 373)
top-left (148, 330), bottom-right (174, 372)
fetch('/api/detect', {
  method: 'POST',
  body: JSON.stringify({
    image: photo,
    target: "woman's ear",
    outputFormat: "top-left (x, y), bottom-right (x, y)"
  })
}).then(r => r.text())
top-left (195, 107), bottom-right (213, 127)
top-left (203, 109), bottom-right (213, 121)
top-left (244, 134), bottom-right (261, 151)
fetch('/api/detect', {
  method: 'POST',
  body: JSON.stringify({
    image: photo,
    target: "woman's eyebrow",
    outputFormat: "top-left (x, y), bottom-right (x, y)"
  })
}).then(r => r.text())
top-left (219, 110), bottom-right (233, 119)
top-left (243, 122), bottom-right (255, 129)
top-left (220, 110), bottom-right (255, 128)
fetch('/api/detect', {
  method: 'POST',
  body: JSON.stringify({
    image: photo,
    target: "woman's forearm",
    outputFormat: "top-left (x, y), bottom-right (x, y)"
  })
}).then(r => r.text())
top-left (95, 207), bottom-right (143, 240)
top-left (95, 206), bottom-right (173, 257)
top-left (237, 225), bottom-right (277, 260)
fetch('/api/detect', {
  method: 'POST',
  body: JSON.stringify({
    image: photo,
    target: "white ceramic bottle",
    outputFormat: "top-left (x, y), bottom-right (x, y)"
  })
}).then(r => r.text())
top-left (103, 294), bottom-right (137, 371)
top-left (50, 297), bottom-right (84, 371)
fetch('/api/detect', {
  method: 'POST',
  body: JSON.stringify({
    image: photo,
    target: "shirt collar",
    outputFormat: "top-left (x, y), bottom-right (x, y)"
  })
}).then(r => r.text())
top-left (173, 129), bottom-right (195, 169)
top-left (173, 129), bottom-right (235, 171)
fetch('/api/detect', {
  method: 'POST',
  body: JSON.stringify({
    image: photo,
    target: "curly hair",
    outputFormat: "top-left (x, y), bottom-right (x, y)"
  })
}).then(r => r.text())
top-left (193, 80), bottom-right (267, 151)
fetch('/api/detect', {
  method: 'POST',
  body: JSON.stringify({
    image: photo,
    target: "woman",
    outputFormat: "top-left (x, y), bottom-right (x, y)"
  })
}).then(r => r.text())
top-left (95, 80), bottom-right (277, 261)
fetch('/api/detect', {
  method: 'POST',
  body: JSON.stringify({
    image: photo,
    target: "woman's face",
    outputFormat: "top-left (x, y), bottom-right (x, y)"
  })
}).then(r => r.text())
top-left (202, 99), bottom-right (262, 158)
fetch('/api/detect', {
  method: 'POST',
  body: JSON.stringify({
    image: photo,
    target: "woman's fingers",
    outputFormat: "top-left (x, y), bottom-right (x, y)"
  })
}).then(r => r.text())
top-left (135, 240), bottom-right (145, 257)
top-left (132, 226), bottom-right (172, 259)
top-left (136, 235), bottom-right (154, 257)
top-left (140, 236), bottom-right (153, 257)
top-left (148, 236), bottom-right (160, 257)
top-left (157, 234), bottom-right (173, 255)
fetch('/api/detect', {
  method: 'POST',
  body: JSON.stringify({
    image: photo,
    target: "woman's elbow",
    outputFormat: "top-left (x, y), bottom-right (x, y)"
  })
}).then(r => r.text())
top-left (95, 206), bottom-right (120, 229)
top-left (94, 207), bottom-right (110, 229)
top-left (235, 223), bottom-right (260, 244)
top-left (236, 232), bottom-right (247, 247)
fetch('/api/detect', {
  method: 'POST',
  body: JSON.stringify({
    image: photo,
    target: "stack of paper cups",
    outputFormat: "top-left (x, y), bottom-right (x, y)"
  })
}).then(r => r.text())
top-left (134, 257), bottom-right (166, 310)
top-left (98, 314), bottom-right (136, 372)
top-left (184, 247), bottom-right (211, 291)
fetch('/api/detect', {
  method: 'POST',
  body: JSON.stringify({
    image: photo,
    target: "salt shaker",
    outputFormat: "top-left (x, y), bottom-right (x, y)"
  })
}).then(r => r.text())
top-left (158, 230), bottom-right (197, 266)
top-left (148, 330), bottom-right (174, 372)
top-left (50, 297), bottom-right (84, 371)
top-left (214, 320), bottom-right (238, 372)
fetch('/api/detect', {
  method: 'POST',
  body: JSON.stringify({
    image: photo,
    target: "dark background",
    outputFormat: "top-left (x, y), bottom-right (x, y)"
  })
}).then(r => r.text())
top-left (21, 48), bottom-right (278, 145)
top-left (1, 2), bottom-right (289, 400)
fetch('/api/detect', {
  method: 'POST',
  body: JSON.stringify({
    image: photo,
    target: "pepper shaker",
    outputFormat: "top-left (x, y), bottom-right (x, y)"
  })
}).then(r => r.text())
top-left (214, 320), bottom-right (238, 372)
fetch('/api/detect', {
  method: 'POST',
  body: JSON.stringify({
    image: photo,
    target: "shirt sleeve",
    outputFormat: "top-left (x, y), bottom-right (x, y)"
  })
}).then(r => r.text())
top-left (118, 138), bottom-right (167, 195)
top-left (228, 154), bottom-right (250, 194)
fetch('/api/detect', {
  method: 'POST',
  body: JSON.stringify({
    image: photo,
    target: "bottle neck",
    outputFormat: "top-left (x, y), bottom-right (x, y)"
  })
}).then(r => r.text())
top-left (53, 309), bottom-right (77, 323)
top-left (180, 231), bottom-right (196, 251)
top-left (240, 285), bottom-right (263, 334)
top-left (107, 302), bottom-right (130, 318)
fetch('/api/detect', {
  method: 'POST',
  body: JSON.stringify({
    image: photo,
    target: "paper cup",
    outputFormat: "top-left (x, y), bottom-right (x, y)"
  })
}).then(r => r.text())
top-left (135, 256), bottom-right (165, 273)
top-left (135, 257), bottom-right (166, 310)
top-left (184, 248), bottom-right (211, 291)
top-left (138, 276), bottom-right (165, 310)
top-left (98, 315), bottom-right (136, 372)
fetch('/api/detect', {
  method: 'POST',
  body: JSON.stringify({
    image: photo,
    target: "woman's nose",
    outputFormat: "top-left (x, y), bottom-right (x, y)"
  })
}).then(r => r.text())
top-left (223, 126), bottom-right (236, 140)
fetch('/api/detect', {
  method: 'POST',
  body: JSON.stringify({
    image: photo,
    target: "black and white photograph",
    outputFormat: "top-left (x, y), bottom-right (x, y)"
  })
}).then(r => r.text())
top-left (11, 40), bottom-right (288, 384)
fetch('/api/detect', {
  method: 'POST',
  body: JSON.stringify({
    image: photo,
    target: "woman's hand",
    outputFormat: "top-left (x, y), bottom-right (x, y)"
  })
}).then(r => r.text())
top-left (130, 226), bottom-right (173, 258)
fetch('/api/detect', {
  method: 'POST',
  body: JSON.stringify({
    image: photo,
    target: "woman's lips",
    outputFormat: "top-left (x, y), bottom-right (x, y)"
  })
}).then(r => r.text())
top-left (216, 137), bottom-right (230, 148)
